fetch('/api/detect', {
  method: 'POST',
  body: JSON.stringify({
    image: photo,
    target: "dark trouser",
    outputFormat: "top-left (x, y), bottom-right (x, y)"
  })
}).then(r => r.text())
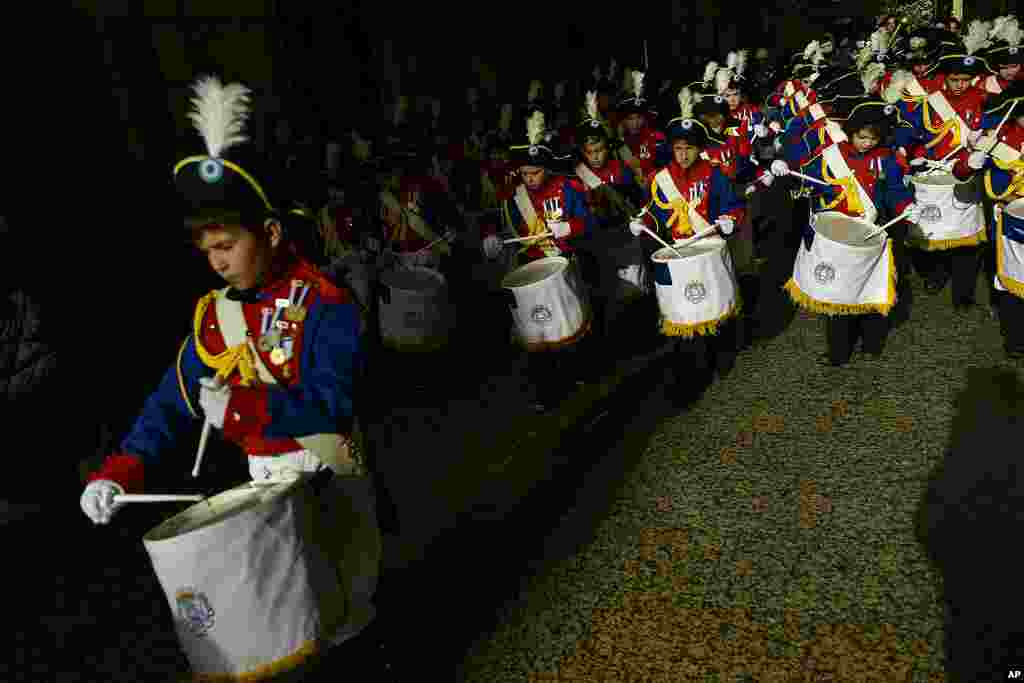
top-left (526, 343), bottom-right (584, 406)
top-left (751, 183), bottom-right (804, 337)
top-left (825, 313), bottom-right (889, 365)
top-left (1000, 292), bottom-right (1024, 352)
top-left (672, 316), bottom-right (742, 382)
top-left (912, 246), bottom-right (980, 304)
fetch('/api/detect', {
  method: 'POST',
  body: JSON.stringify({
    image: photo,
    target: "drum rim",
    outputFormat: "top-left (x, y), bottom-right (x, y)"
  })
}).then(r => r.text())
top-left (142, 480), bottom-right (303, 542)
top-left (501, 256), bottom-right (569, 290)
top-left (650, 242), bottom-right (723, 262)
top-left (379, 265), bottom-right (446, 293)
top-left (1006, 198), bottom-right (1024, 220)
top-left (812, 213), bottom-right (886, 248)
top-left (910, 173), bottom-right (958, 186)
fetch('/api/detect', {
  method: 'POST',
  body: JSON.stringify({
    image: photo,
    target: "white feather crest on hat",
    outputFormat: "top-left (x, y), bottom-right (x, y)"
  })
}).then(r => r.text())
top-left (856, 41), bottom-right (874, 70)
top-left (623, 67), bottom-right (634, 95)
top-left (592, 65), bottom-right (602, 82)
top-left (869, 29), bottom-right (890, 54)
top-left (909, 36), bottom-right (927, 50)
top-left (499, 104), bottom-right (513, 134)
top-left (861, 62), bottom-right (886, 95)
top-left (703, 61), bottom-right (719, 85)
top-left (726, 51), bottom-right (739, 70)
top-left (990, 15), bottom-right (1011, 39)
top-left (632, 70), bottom-right (645, 99)
top-left (964, 19), bottom-right (991, 55)
top-left (810, 43), bottom-right (826, 66)
top-left (527, 80), bottom-right (543, 103)
top-left (715, 66), bottom-right (733, 95)
top-left (187, 75), bottom-right (251, 160)
top-left (526, 111), bottom-right (546, 146)
top-left (820, 41), bottom-right (834, 54)
top-left (554, 81), bottom-right (566, 102)
top-left (678, 87), bottom-right (695, 121)
top-left (734, 50), bottom-right (748, 78)
top-left (393, 95), bottom-right (408, 127)
top-left (803, 41), bottom-right (820, 61)
top-left (993, 15), bottom-right (1022, 47)
top-left (882, 69), bottom-right (914, 103)
top-left (585, 91), bottom-right (600, 121)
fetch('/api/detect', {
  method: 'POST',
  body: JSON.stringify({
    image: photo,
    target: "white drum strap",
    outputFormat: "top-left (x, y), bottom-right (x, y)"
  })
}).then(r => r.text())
top-left (654, 168), bottom-right (714, 235)
top-left (214, 291), bottom-right (364, 477)
top-left (576, 162), bottom-right (604, 190)
top-left (514, 184), bottom-right (559, 256)
top-left (986, 75), bottom-right (1003, 95)
top-left (820, 144), bottom-right (878, 224)
top-left (925, 90), bottom-right (971, 147)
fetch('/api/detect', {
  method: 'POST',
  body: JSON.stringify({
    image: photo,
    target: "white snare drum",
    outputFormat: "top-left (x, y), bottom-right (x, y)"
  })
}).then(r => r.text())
top-left (378, 266), bottom-right (452, 352)
top-left (650, 235), bottom-right (740, 337)
top-left (143, 479), bottom-right (341, 678)
top-left (909, 174), bottom-right (986, 249)
top-left (995, 200), bottom-right (1024, 296)
top-left (501, 256), bottom-right (590, 351)
top-left (789, 211), bottom-right (895, 315)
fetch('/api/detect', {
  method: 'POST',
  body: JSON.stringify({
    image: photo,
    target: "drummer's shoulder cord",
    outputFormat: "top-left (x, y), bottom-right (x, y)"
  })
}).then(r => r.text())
top-left (984, 168), bottom-right (1024, 201)
top-left (919, 98), bottom-right (960, 151)
top-left (819, 157), bottom-right (866, 216)
top-left (192, 291), bottom-right (260, 387)
top-left (649, 176), bottom-right (693, 238)
top-left (176, 335), bottom-right (199, 420)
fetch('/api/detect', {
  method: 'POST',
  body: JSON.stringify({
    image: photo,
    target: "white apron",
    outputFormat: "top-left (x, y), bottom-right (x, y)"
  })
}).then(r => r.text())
top-left (995, 201), bottom-right (1024, 298)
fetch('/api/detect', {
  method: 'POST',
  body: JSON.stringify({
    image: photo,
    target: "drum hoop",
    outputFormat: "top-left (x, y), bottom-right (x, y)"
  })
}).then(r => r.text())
top-left (501, 256), bottom-right (569, 290)
top-left (650, 243), bottom-right (723, 263)
top-left (910, 174), bottom-right (958, 187)
top-left (813, 214), bottom-right (885, 248)
top-left (1006, 199), bottom-right (1024, 220)
top-left (379, 266), bottom-right (445, 293)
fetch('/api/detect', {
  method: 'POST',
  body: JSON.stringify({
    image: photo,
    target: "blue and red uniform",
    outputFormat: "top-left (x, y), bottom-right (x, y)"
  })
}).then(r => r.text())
top-left (637, 158), bottom-right (746, 241)
top-left (501, 174), bottom-right (594, 261)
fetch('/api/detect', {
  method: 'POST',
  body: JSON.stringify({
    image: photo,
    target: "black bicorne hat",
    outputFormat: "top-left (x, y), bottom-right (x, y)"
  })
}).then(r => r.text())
top-left (665, 117), bottom-right (724, 149)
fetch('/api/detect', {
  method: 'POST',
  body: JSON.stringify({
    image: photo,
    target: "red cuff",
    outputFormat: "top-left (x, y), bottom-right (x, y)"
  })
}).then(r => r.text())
top-left (88, 453), bottom-right (145, 493)
top-left (727, 209), bottom-right (746, 227)
top-left (221, 386), bottom-right (272, 444)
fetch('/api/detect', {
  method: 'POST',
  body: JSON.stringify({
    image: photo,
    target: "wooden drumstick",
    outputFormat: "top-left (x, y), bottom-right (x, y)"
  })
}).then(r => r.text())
top-left (673, 225), bottom-right (720, 249)
top-left (986, 100), bottom-right (1018, 155)
top-left (114, 494), bottom-right (206, 503)
top-left (787, 170), bottom-right (832, 188)
top-left (192, 419), bottom-right (211, 478)
top-left (630, 205), bottom-right (684, 257)
top-left (504, 231), bottom-right (554, 244)
top-left (862, 209), bottom-right (912, 242)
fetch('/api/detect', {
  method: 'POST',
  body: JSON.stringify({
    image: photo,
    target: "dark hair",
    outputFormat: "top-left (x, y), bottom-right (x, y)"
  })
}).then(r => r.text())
top-left (845, 121), bottom-right (887, 140)
top-left (187, 209), bottom-right (271, 247)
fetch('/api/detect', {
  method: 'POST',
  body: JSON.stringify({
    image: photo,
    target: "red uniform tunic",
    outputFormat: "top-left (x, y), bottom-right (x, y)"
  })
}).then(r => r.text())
top-left (909, 83), bottom-right (986, 161)
top-left (503, 175), bottom-right (590, 261)
top-left (381, 174), bottom-right (451, 254)
top-left (621, 127), bottom-right (667, 180)
top-left (639, 159), bottom-right (746, 241)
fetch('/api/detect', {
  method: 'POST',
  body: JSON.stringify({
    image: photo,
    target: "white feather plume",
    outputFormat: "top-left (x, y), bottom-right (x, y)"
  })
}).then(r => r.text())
top-left (499, 104), bottom-right (513, 134)
top-left (882, 69), bottom-right (914, 103)
top-left (187, 75), bottom-right (251, 159)
top-left (910, 36), bottom-right (927, 50)
top-left (608, 59), bottom-right (618, 82)
top-left (678, 87), bottom-right (695, 120)
top-left (990, 15), bottom-right (1010, 40)
top-left (869, 29), bottom-right (890, 54)
top-left (994, 16), bottom-right (1022, 47)
top-left (810, 43), bottom-right (826, 65)
top-left (861, 62), bottom-right (886, 95)
top-left (727, 51), bottom-right (739, 69)
top-left (964, 19), bottom-right (991, 55)
top-left (715, 66), bottom-right (733, 94)
top-left (820, 41), bottom-right (834, 54)
top-left (393, 95), bottom-right (408, 127)
top-left (856, 41), bottom-right (874, 70)
top-left (804, 41), bottom-right (820, 60)
top-left (734, 50), bottom-right (748, 78)
top-left (527, 80), bottom-right (543, 103)
top-left (632, 70), bottom-right (645, 99)
top-left (585, 91), bottom-right (599, 121)
top-left (554, 81), bottom-right (566, 102)
top-left (592, 65), bottom-right (602, 82)
top-left (623, 68), bottom-right (634, 95)
top-left (703, 61), bottom-right (719, 85)
top-left (526, 111), bottom-right (545, 146)
top-left (431, 98), bottom-right (441, 120)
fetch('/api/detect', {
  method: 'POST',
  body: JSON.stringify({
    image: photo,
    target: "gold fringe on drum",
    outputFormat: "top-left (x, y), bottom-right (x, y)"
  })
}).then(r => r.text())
top-left (185, 640), bottom-right (320, 682)
top-left (658, 299), bottom-right (743, 338)
top-left (521, 315), bottom-right (592, 352)
top-left (907, 227), bottom-right (987, 251)
top-left (782, 247), bottom-right (898, 317)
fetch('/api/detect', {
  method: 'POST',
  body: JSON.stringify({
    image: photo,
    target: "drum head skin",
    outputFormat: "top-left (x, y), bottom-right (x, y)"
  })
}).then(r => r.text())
top-left (911, 173), bottom-right (958, 187)
top-left (143, 480), bottom-right (300, 541)
top-left (651, 241), bottom-right (722, 262)
top-left (379, 266), bottom-right (444, 293)
top-left (814, 212), bottom-right (886, 247)
top-left (1007, 199), bottom-right (1024, 220)
top-left (502, 256), bottom-right (569, 289)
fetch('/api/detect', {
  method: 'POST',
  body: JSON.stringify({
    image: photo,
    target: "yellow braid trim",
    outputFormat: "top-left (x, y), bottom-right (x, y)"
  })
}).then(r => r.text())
top-left (192, 291), bottom-right (261, 387)
top-left (782, 243), bottom-right (897, 317)
top-left (818, 160), bottom-right (866, 217)
top-left (920, 99), bottom-right (961, 151)
top-left (517, 214), bottom-right (557, 257)
top-left (985, 164), bottom-right (1024, 202)
top-left (907, 228), bottom-right (987, 251)
top-left (649, 177), bottom-right (695, 239)
top-left (659, 299), bottom-right (743, 338)
top-left (176, 336), bottom-right (199, 419)
top-left (187, 640), bottom-right (319, 681)
top-left (995, 209), bottom-right (1024, 298)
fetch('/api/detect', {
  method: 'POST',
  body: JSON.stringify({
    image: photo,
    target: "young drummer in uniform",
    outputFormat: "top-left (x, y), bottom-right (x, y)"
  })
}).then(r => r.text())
top-left (773, 101), bottom-right (920, 366)
top-left (978, 17), bottom-right (1023, 95)
top-left (617, 71), bottom-right (668, 187)
top-left (79, 76), bottom-right (397, 678)
top-left (629, 88), bottom-right (746, 404)
top-left (481, 111), bottom-right (596, 412)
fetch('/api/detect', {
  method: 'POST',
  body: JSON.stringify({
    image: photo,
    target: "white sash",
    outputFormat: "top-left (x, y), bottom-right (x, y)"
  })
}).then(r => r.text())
top-left (379, 190), bottom-right (451, 255)
top-left (213, 289), bottom-right (365, 477)
top-left (576, 162), bottom-right (605, 190)
top-left (654, 168), bottom-right (716, 236)
top-left (819, 144), bottom-right (879, 225)
top-left (619, 144), bottom-right (635, 164)
top-left (513, 184), bottom-right (560, 257)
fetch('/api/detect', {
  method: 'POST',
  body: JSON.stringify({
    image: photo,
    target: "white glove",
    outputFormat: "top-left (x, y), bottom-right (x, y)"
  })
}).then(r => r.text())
top-left (199, 376), bottom-right (230, 430)
top-left (482, 234), bottom-right (503, 259)
top-left (904, 203), bottom-right (924, 224)
top-left (753, 123), bottom-right (769, 139)
top-left (716, 216), bottom-right (736, 236)
top-left (966, 128), bottom-right (985, 148)
top-left (759, 172), bottom-right (774, 187)
top-left (770, 160), bottom-right (790, 177)
top-left (769, 121), bottom-right (783, 134)
top-left (629, 220), bottom-right (647, 237)
top-left (967, 151), bottom-right (987, 170)
top-left (80, 480), bottom-right (126, 525)
top-left (548, 220), bottom-right (572, 239)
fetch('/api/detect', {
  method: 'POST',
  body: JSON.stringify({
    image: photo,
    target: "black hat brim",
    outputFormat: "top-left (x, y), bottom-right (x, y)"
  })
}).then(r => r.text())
top-left (175, 158), bottom-right (273, 226)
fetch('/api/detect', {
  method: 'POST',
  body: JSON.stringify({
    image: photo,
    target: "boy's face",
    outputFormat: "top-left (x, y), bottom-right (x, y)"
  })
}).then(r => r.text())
top-left (851, 128), bottom-right (881, 154)
top-left (197, 223), bottom-right (278, 291)
top-left (672, 139), bottom-right (701, 167)
top-left (1000, 63), bottom-right (1021, 81)
top-left (583, 140), bottom-right (609, 169)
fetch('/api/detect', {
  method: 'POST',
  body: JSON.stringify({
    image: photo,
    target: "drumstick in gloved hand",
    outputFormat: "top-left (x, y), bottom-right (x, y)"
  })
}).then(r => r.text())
top-left (192, 419), bottom-right (212, 478)
top-left (114, 494), bottom-right (206, 504)
top-left (786, 170), bottom-right (832, 188)
top-left (673, 225), bottom-right (720, 249)
top-left (630, 205), bottom-right (684, 257)
top-left (504, 231), bottom-right (554, 244)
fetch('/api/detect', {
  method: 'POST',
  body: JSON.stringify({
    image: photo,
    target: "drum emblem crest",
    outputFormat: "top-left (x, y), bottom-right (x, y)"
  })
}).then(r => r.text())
top-left (920, 204), bottom-right (942, 223)
top-left (684, 281), bottom-right (707, 303)
top-left (814, 262), bottom-right (837, 285)
top-left (176, 587), bottom-right (215, 637)
top-left (531, 305), bottom-right (554, 324)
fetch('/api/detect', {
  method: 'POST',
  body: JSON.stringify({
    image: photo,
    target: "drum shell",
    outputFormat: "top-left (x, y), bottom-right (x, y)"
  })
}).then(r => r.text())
top-left (995, 200), bottom-right (1024, 296)
top-left (501, 256), bottom-right (590, 350)
top-left (650, 236), bottom-right (739, 336)
top-left (378, 266), bottom-right (452, 352)
top-left (909, 174), bottom-right (986, 249)
top-left (143, 481), bottom-right (340, 678)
